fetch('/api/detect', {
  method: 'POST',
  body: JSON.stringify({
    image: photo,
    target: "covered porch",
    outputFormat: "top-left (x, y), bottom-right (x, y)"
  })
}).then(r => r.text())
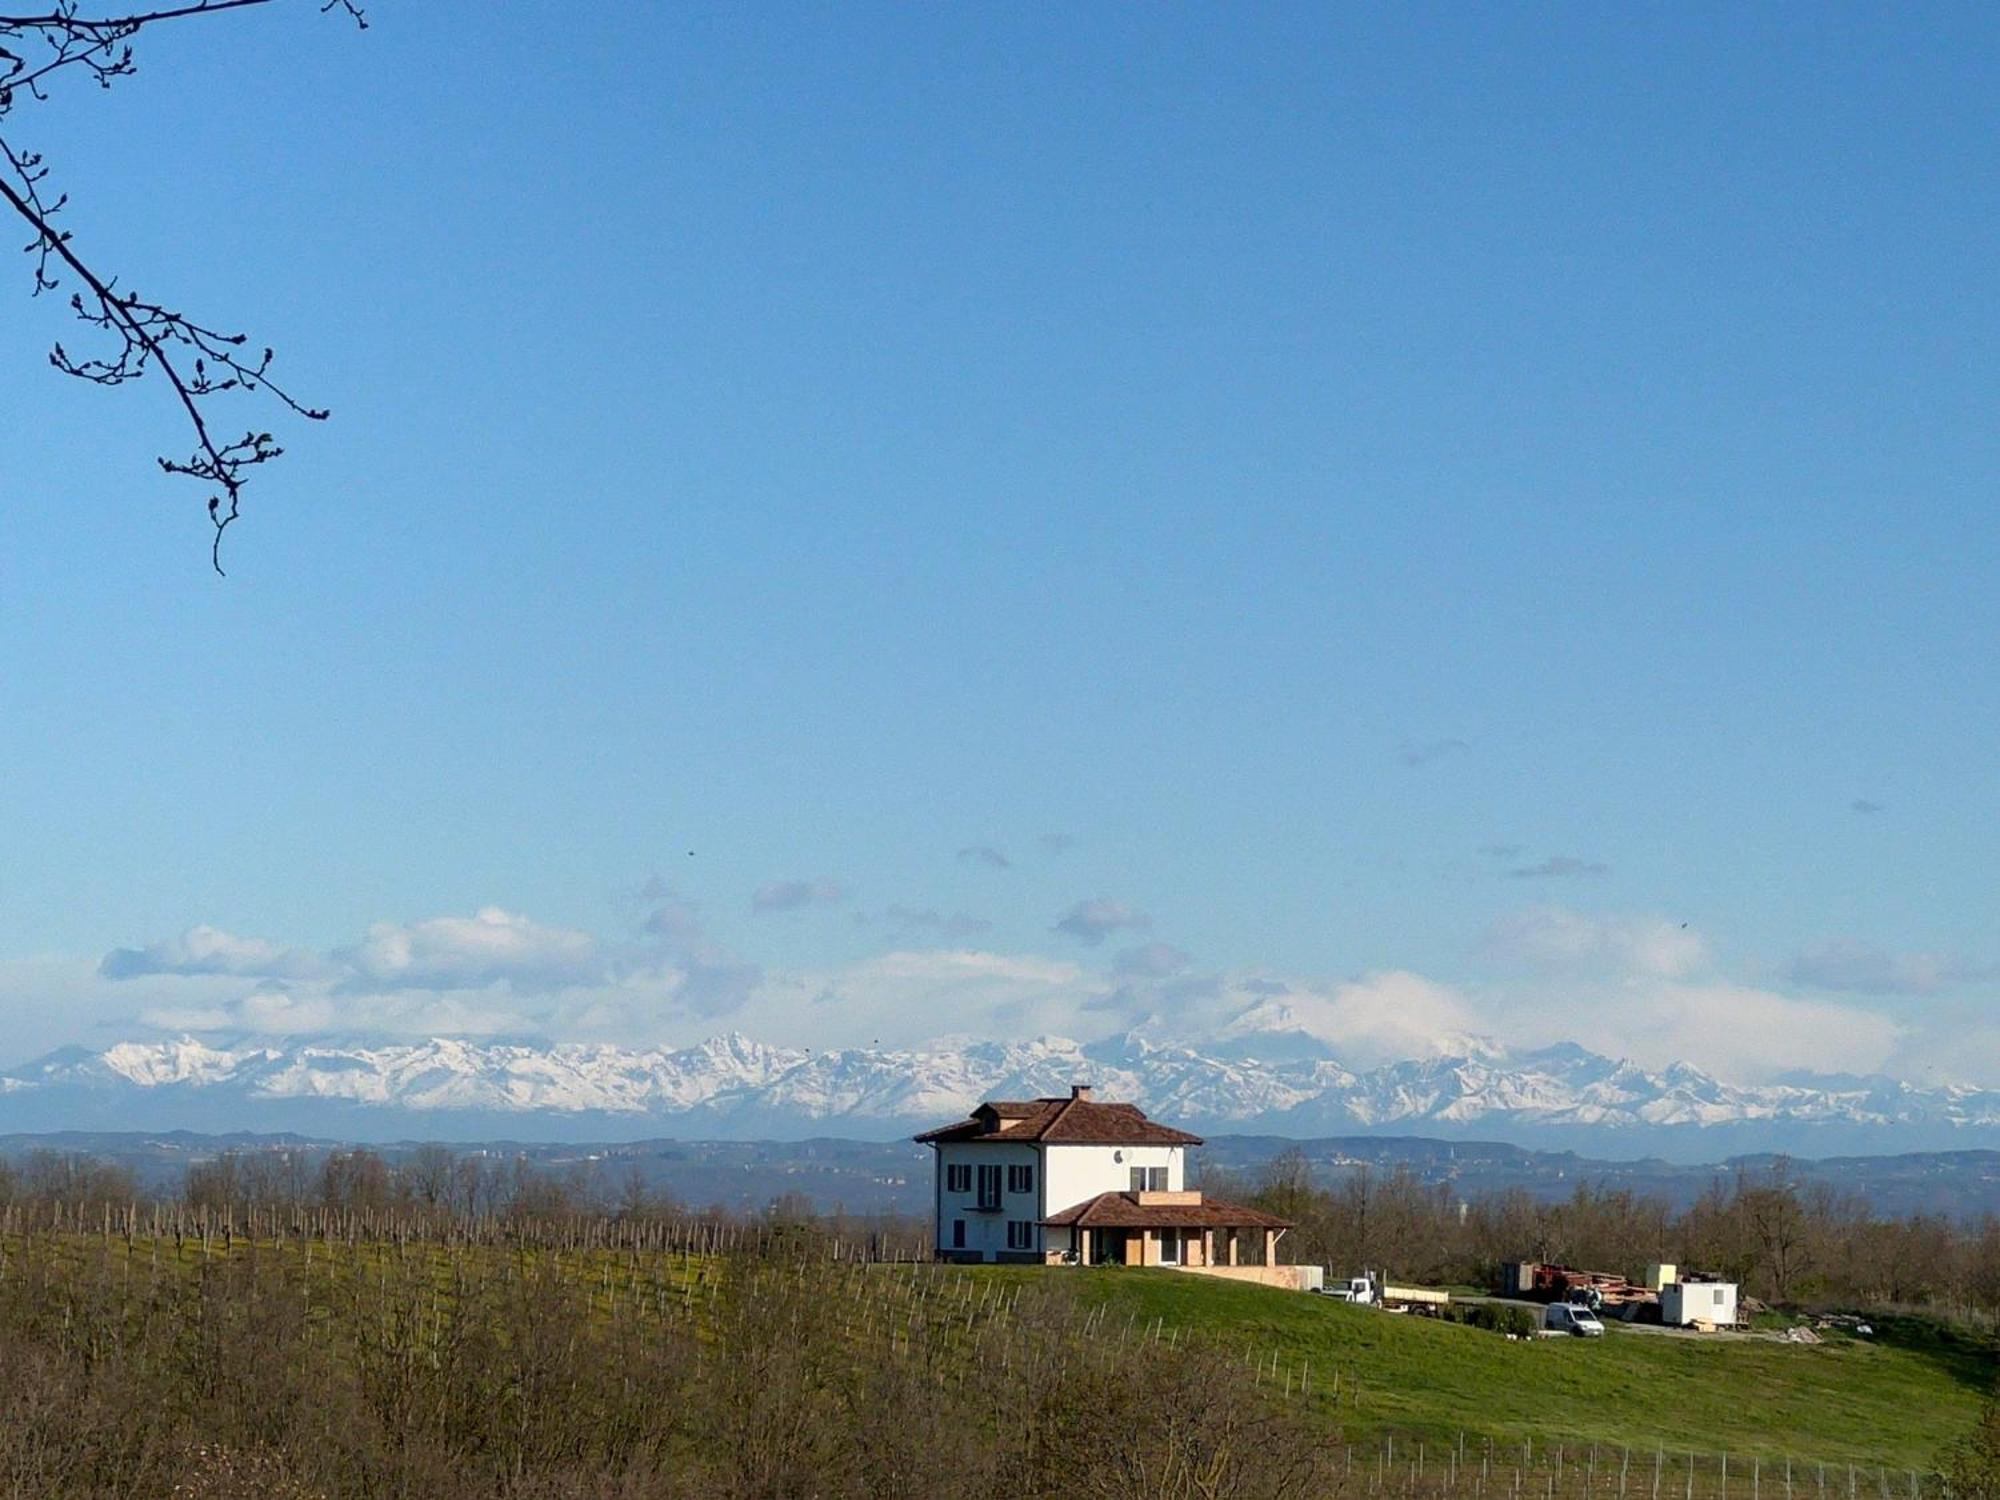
top-left (1042, 1191), bottom-right (1297, 1279)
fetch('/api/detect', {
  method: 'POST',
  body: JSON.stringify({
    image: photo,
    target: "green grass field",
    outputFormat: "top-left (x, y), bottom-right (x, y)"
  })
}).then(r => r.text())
top-left (955, 1266), bottom-right (1996, 1469)
top-left (4, 1228), bottom-right (1986, 1472)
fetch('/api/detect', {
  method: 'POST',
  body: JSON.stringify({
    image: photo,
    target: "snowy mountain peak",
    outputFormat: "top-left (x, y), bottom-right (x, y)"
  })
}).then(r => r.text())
top-left (2, 1032), bottom-right (1996, 1157)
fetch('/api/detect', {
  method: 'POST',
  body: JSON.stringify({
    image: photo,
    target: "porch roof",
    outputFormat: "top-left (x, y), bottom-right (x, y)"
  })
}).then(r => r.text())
top-left (1040, 1191), bottom-right (1292, 1230)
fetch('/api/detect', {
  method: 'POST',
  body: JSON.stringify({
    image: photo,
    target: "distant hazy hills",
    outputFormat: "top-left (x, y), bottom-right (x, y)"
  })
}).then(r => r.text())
top-left (5, 1030), bottom-right (1997, 1160)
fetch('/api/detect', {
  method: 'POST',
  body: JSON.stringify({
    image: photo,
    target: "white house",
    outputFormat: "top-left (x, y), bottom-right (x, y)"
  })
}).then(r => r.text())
top-left (915, 1085), bottom-right (1303, 1284)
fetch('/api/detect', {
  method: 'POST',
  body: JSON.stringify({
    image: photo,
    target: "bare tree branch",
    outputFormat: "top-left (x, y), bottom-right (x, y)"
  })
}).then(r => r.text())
top-left (0, 3), bottom-right (272, 26)
top-left (1, 0), bottom-right (362, 571)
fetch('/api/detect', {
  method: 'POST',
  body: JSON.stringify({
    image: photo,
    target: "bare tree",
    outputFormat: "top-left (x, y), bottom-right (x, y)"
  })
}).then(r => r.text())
top-left (1740, 1158), bottom-right (1815, 1303)
top-left (0, 0), bottom-right (364, 571)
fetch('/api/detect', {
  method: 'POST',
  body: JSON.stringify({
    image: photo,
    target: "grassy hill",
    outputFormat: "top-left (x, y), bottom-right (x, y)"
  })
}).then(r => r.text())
top-left (960, 1266), bottom-right (1995, 1469)
top-left (0, 1218), bottom-right (1985, 1475)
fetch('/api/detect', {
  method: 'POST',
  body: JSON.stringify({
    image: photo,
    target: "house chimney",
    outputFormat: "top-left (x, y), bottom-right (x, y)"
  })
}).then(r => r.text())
top-left (1070, 1084), bottom-right (1094, 1101)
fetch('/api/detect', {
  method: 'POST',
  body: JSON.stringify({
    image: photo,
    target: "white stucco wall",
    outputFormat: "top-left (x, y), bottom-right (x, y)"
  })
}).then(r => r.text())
top-left (932, 1138), bottom-right (1189, 1260)
top-left (933, 1140), bottom-right (1045, 1259)
top-left (1043, 1143), bottom-right (1184, 1217)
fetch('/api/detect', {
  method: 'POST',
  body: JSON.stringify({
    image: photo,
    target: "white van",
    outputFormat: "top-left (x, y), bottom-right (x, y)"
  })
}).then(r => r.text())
top-left (1544, 1303), bottom-right (1605, 1337)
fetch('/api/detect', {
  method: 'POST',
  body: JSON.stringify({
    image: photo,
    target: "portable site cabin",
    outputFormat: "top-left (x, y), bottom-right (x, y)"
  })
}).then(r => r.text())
top-left (1660, 1280), bottom-right (1738, 1328)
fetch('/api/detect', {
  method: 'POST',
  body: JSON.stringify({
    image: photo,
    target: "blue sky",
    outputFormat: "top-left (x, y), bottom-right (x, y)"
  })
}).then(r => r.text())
top-left (0, 2), bottom-right (1994, 1080)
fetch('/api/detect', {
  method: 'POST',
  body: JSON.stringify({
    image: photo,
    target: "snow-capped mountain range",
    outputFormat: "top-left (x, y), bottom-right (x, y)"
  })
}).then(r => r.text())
top-left (4, 1031), bottom-right (1997, 1159)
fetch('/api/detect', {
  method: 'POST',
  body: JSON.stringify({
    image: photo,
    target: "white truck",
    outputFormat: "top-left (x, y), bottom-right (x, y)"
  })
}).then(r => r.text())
top-left (1542, 1302), bottom-right (1605, 1338)
top-left (1320, 1272), bottom-right (1451, 1313)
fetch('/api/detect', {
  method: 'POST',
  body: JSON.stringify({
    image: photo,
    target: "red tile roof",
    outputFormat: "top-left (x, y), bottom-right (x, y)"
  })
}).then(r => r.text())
top-left (1040, 1191), bottom-right (1293, 1230)
top-left (913, 1094), bottom-right (1203, 1147)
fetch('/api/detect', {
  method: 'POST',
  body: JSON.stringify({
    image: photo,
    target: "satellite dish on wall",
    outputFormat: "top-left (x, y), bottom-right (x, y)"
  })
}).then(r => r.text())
top-left (1113, 1150), bottom-right (1124, 1163)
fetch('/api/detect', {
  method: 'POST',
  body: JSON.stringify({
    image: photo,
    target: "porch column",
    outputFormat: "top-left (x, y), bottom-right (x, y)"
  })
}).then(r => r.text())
top-left (1263, 1228), bottom-right (1277, 1265)
top-left (1079, 1228), bottom-right (1091, 1264)
top-left (1227, 1229), bottom-right (1240, 1267)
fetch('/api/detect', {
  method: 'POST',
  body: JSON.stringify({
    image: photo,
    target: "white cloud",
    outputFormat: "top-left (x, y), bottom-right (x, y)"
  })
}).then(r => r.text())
top-left (667, 959), bottom-right (765, 1019)
top-left (141, 986), bottom-right (532, 1039)
top-left (766, 949), bottom-right (1093, 1042)
top-left (1590, 982), bottom-right (1903, 1081)
top-left (1505, 855), bottom-right (1608, 880)
top-left (1479, 906), bottom-right (1706, 980)
top-left (1053, 898), bottom-right (1150, 946)
top-left (750, 879), bottom-right (846, 914)
top-left (337, 908), bottom-right (602, 991)
top-left (1115, 942), bottom-right (1192, 978)
top-left (1790, 938), bottom-right (1992, 996)
top-left (860, 949), bottom-right (1083, 989)
top-left (1886, 1022), bottom-right (2000, 1089)
top-left (1466, 910), bottom-right (1906, 1081)
top-left (100, 925), bottom-right (325, 982)
top-left (43, 899), bottom-right (1965, 1090)
top-left (637, 896), bottom-right (763, 1020)
top-left (877, 906), bottom-right (993, 939)
top-left (643, 898), bottom-right (707, 949)
top-left (1220, 970), bottom-right (1488, 1068)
